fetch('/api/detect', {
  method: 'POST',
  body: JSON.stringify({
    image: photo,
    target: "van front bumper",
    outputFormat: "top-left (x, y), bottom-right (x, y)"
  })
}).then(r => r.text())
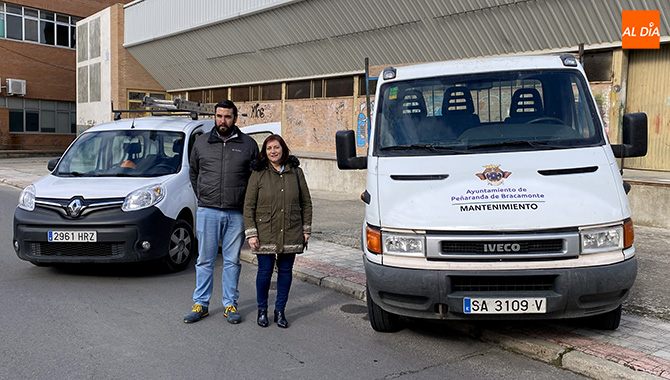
top-left (364, 256), bottom-right (636, 321)
top-left (13, 205), bottom-right (175, 265)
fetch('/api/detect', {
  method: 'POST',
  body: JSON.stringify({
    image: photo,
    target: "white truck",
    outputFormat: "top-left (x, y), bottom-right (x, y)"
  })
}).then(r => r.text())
top-left (336, 54), bottom-right (647, 332)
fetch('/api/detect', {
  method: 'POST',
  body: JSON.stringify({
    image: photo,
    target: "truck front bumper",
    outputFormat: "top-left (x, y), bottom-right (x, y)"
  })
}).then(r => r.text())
top-left (364, 256), bottom-right (637, 321)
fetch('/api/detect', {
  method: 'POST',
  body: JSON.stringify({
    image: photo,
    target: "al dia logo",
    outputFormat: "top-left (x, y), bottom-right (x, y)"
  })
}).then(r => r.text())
top-left (622, 10), bottom-right (660, 49)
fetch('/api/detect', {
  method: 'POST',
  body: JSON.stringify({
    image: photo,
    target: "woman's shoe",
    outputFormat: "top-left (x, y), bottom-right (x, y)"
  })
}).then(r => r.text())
top-left (274, 309), bottom-right (289, 328)
top-left (257, 309), bottom-right (269, 327)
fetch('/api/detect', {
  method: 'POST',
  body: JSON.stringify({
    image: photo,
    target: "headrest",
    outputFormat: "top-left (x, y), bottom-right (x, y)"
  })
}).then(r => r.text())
top-left (172, 139), bottom-right (184, 154)
top-left (510, 88), bottom-right (543, 117)
top-left (443, 86), bottom-right (474, 114)
top-left (123, 142), bottom-right (142, 154)
top-left (400, 90), bottom-right (426, 115)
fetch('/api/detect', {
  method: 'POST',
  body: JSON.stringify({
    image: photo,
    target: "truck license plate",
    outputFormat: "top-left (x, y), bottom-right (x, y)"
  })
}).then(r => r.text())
top-left (463, 297), bottom-right (546, 314)
top-left (48, 231), bottom-right (97, 242)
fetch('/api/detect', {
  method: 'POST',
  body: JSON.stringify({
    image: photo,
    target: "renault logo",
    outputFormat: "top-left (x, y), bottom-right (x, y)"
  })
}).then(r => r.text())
top-left (67, 198), bottom-right (84, 217)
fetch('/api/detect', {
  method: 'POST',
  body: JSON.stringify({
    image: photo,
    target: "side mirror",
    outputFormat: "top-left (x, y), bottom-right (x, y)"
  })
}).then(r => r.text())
top-left (612, 113), bottom-right (647, 158)
top-left (335, 130), bottom-right (367, 170)
top-left (47, 157), bottom-right (60, 171)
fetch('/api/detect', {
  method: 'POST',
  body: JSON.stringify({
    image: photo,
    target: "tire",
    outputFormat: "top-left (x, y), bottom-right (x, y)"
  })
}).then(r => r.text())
top-left (162, 219), bottom-right (195, 273)
top-left (366, 286), bottom-right (403, 332)
top-left (587, 305), bottom-right (622, 330)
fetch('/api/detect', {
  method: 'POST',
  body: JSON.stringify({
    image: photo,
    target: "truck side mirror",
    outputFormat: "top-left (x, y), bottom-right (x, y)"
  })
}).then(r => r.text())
top-left (47, 158), bottom-right (60, 171)
top-left (336, 130), bottom-right (367, 170)
top-left (612, 113), bottom-right (647, 158)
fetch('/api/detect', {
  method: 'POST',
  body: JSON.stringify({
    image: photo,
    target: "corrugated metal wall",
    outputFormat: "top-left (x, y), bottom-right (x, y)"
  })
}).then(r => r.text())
top-left (123, 0), bottom-right (302, 46)
top-left (124, 0), bottom-right (670, 91)
top-left (623, 44), bottom-right (670, 171)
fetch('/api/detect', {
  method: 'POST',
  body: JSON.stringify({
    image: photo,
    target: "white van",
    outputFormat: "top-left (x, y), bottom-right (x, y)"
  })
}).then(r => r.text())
top-left (336, 54), bottom-right (647, 331)
top-left (12, 101), bottom-right (276, 273)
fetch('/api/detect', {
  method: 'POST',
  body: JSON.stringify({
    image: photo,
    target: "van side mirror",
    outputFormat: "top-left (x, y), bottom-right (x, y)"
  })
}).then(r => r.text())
top-left (612, 113), bottom-right (647, 158)
top-left (335, 130), bottom-right (367, 170)
top-left (47, 158), bottom-right (60, 171)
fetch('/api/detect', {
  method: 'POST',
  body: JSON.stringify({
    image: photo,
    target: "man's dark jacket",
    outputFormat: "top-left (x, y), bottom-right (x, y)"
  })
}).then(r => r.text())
top-left (189, 126), bottom-right (259, 210)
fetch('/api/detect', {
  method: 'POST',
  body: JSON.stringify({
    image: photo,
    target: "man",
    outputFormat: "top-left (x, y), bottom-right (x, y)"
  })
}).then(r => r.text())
top-left (184, 100), bottom-right (259, 324)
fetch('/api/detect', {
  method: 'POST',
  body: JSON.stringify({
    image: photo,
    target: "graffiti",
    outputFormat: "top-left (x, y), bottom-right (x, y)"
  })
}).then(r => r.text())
top-left (249, 103), bottom-right (265, 118)
top-left (356, 101), bottom-right (374, 147)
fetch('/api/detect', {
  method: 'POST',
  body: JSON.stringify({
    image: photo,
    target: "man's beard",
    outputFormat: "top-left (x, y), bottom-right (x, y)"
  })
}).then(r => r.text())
top-left (217, 123), bottom-right (234, 137)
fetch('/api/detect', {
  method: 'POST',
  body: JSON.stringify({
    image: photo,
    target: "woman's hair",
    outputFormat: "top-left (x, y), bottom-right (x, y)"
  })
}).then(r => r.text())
top-left (258, 134), bottom-right (291, 166)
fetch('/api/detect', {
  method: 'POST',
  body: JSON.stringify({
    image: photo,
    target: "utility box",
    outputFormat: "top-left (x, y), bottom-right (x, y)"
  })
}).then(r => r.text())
top-left (6, 78), bottom-right (26, 96)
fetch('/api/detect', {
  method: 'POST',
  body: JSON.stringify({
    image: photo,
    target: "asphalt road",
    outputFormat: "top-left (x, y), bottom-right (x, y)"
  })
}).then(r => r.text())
top-left (0, 184), bottom-right (586, 379)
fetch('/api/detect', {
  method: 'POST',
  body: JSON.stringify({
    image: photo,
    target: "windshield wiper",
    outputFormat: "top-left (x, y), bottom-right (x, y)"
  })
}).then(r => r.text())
top-left (467, 140), bottom-right (550, 150)
top-left (380, 144), bottom-right (460, 151)
top-left (57, 171), bottom-right (86, 177)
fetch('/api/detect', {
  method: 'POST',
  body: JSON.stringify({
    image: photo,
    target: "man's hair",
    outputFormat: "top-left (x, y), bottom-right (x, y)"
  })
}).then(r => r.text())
top-left (214, 99), bottom-right (238, 118)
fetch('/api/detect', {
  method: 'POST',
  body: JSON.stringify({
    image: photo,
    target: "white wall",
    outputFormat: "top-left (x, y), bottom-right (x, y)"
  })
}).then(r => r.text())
top-left (76, 7), bottom-right (113, 133)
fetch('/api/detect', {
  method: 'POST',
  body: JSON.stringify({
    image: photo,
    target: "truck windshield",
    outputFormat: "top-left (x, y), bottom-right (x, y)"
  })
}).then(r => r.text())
top-left (54, 130), bottom-right (185, 177)
top-left (375, 70), bottom-right (604, 155)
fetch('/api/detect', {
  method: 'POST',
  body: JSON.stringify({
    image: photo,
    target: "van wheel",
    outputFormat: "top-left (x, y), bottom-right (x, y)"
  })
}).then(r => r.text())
top-left (163, 219), bottom-right (195, 272)
top-left (587, 305), bottom-right (622, 330)
top-left (366, 287), bottom-right (403, 332)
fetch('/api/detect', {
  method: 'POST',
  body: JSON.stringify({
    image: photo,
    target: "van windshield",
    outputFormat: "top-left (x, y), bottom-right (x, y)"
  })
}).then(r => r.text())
top-left (375, 70), bottom-right (604, 156)
top-left (54, 130), bottom-right (185, 177)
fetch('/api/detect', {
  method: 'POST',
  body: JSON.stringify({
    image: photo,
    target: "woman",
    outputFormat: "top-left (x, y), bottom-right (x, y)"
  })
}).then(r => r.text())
top-left (243, 134), bottom-right (312, 328)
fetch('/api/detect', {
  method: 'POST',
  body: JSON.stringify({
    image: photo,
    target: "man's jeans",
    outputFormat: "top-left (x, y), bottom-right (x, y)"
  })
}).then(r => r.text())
top-left (193, 207), bottom-right (244, 308)
top-left (256, 253), bottom-right (296, 311)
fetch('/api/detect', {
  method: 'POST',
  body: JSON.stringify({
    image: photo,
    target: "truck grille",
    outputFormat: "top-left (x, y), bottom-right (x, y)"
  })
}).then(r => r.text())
top-left (451, 275), bottom-right (555, 292)
top-left (30, 242), bottom-right (125, 257)
top-left (441, 239), bottom-right (564, 254)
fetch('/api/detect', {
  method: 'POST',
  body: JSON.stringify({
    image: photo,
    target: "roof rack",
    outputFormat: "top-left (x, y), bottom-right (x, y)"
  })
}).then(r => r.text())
top-left (111, 96), bottom-right (215, 121)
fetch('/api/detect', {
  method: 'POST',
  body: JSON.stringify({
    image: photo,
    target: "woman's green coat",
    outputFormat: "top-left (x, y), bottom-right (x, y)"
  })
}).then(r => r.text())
top-left (243, 156), bottom-right (313, 254)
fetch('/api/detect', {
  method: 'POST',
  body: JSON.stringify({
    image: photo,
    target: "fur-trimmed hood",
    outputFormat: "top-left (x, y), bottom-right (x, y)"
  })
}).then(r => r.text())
top-left (251, 155), bottom-right (300, 171)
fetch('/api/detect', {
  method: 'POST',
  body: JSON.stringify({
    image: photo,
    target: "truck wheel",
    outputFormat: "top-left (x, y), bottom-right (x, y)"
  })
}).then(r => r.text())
top-left (366, 287), bottom-right (403, 332)
top-left (588, 305), bottom-right (622, 330)
top-left (162, 219), bottom-right (195, 272)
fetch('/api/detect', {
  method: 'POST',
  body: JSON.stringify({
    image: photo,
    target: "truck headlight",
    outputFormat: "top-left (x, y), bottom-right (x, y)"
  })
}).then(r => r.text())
top-left (580, 225), bottom-right (623, 254)
top-left (383, 233), bottom-right (425, 256)
top-left (18, 184), bottom-right (36, 211)
top-left (122, 184), bottom-right (166, 211)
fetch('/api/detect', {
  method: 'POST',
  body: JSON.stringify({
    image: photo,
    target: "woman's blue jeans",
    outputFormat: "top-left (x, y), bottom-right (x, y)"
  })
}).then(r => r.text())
top-left (192, 207), bottom-right (244, 308)
top-left (256, 253), bottom-right (296, 311)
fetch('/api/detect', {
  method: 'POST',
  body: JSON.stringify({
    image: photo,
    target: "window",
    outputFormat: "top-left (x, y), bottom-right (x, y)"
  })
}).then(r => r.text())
top-left (0, 4), bottom-right (77, 49)
top-left (211, 88), bottom-right (228, 102)
top-left (231, 86), bottom-right (250, 102)
top-left (287, 80), bottom-right (310, 99)
top-left (0, 3), bottom-right (5, 38)
top-left (261, 83), bottom-right (281, 100)
top-left (358, 75), bottom-right (378, 96)
top-left (40, 11), bottom-right (55, 45)
top-left (325, 77), bottom-right (353, 97)
top-left (6, 4), bottom-right (22, 40)
top-left (583, 51), bottom-right (613, 82)
top-left (4, 97), bottom-right (76, 133)
top-left (313, 80), bottom-right (323, 98)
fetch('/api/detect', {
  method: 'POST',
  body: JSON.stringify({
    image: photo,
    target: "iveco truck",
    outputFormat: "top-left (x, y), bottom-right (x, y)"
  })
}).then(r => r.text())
top-left (336, 54), bottom-right (647, 332)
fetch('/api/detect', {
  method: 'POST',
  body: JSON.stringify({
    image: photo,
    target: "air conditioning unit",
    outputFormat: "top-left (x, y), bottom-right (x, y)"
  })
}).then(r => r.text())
top-left (6, 78), bottom-right (26, 96)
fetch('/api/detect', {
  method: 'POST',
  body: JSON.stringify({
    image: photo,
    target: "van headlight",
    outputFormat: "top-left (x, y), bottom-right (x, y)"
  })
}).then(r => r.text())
top-left (18, 184), bottom-right (36, 211)
top-left (122, 184), bottom-right (166, 211)
top-left (580, 225), bottom-right (623, 254)
top-left (383, 232), bottom-right (425, 256)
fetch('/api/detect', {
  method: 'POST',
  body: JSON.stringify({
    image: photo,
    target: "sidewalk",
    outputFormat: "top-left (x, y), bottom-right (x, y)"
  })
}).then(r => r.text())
top-left (1, 155), bottom-right (668, 379)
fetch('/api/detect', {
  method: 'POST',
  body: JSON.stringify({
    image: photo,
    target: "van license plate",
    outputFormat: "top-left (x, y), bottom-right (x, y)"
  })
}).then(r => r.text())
top-left (48, 231), bottom-right (97, 242)
top-left (463, 297), bottom-right (546, 314)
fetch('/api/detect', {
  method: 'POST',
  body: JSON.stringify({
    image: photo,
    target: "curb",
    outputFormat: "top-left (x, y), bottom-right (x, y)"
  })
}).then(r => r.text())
top-left (240, 249), bottom-right (664, 379)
